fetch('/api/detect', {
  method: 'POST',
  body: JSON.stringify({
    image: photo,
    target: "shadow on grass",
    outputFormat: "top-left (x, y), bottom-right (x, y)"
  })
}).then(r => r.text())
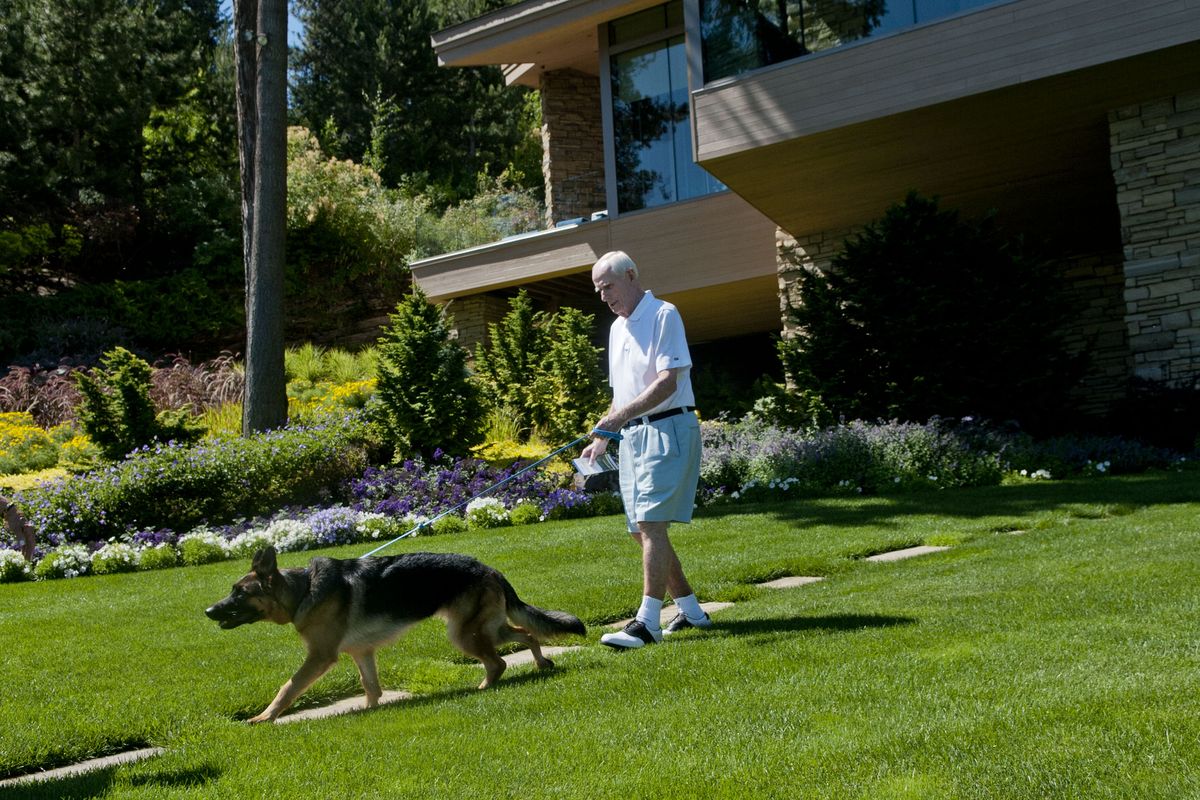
top-left (0, 765), bottom-right (220, 800)
top-left (694, 471), bottom-right (1197, 530)
top-left (712, 613), bottom-right (914, 642)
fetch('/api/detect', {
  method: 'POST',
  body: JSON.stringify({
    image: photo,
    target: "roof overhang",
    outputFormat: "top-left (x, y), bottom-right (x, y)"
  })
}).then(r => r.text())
top-left (431, 0), bottom-right (662, 85)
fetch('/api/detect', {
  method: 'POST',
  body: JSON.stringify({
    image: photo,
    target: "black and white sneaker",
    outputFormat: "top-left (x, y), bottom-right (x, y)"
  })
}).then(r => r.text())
top-left (662, 611), bottom-right (712, 636)
top-left (601, 619), bottom-right (662, 649)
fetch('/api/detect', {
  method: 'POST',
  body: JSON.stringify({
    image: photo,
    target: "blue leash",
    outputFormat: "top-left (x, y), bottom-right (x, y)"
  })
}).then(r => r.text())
top-left (359, 428), bottom-right (622, 558)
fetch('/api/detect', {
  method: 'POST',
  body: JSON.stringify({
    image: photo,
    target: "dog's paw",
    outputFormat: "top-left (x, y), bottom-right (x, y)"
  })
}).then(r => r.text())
top-left (246, 712), bottom-right (275, 724)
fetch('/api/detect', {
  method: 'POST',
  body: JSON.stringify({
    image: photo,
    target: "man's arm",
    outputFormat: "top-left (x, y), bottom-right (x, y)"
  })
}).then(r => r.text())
top-left (582, 368), bottom-right (680, 461)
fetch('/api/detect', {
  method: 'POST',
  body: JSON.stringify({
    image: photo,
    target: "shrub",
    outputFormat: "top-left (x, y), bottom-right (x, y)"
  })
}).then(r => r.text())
top-left (20, 412), bottom-right (374, 545)
top-left (474, 291), bottom-right (607, 443)
top-left (90, 541), bottom-right (140, 574)
top-left (701, 417), bottom-right (1006, 496)
top-left (375, 287), bottom-right (484, 457)
top-left (179, 530), bottom-right (228, 566)
top-left (75, 347), bottom-right (205, 460)
top-left (779, 192), bottom-right (1082, 434)
top-left (355, 513), bottom-right (413, 542)
top-left (587, 492), bottom-right (625, 517)
top-left (1004, 434), bottom-right (1174, 478)
top-left (137, 542), bottom-right (180, 571)
top-left (229, 530), bottom-right (276, 559)
top-left (34, 544), bottom-right (91, 580)
top-left (510, 501), bottom-right (542, 526)
top-left (431, 514), bottom-right (468, 535)
top-left (0, 549), bottom-right (32, 582)
top-left (0, 411), bottom-right (59, 474)
top-left (466, 497), bottom-right (511, 529)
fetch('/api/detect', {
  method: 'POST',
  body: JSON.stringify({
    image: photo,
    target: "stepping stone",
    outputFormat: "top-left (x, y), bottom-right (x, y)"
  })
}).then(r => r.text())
top-left (865, 545), bottom-right (950, 562)
top-left (276, 689), bottom-right (412, 724)
top-left (757, 575), bottom-right (824, 589)
top-left (498, 645), bottom-right (583, 668)
top-left (0, 747), bottom-right (165, 787)
top-left (611, 600), bottom-right (733, 629)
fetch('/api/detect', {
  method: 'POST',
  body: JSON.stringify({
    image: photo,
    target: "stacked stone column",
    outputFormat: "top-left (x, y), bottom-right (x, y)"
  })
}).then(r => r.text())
top-left (1109, 91), bottom-right (1200, 385)
top-left (539, 69), bottom-right (607, 227)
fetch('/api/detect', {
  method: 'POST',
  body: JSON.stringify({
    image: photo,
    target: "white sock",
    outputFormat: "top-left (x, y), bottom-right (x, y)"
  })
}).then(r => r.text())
top-left (636, 596), bottom-right (663, 629)
top-left (674, 593), bottom-right (704, 620)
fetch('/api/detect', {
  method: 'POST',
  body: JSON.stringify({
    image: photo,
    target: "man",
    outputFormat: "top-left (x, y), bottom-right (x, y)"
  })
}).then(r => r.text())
top-left (582, 250), bottom-right (710, 649)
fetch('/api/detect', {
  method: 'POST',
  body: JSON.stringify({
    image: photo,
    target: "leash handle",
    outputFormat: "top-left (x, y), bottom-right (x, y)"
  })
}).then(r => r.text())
top-left (591, 428), bottom-right (623, 442)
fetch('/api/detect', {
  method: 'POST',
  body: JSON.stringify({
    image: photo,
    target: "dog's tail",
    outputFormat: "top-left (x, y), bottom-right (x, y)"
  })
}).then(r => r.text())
top-left (501, 578), bottom-right (586, 638)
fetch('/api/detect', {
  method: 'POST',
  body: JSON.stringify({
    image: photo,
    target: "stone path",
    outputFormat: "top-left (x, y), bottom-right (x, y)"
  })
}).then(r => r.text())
top-left (757, 575), bottom-right (824, 589)
top-left (865, 545), bottom-right (950, 562)
top-left (276, 689), bottom-right (413, 724)
top-left (3, 542), bottom-right (951, 784)
top-left (0, 747), bottom-right (165, 788)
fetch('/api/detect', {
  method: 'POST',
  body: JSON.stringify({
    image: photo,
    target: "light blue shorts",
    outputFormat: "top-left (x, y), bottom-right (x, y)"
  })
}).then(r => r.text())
top-left (618, 411), bottom-right (701, 533)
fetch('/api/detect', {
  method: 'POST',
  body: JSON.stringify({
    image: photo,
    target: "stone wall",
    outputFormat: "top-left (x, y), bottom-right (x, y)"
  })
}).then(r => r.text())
top-left (1109, 90), bottom-right (1200, 386)
top-left (444, 294), bottom-right (511, 356)
top-left (777, 228), bottom-right (1130, 418)
top-left (539, 69), bottom-right (606, 227)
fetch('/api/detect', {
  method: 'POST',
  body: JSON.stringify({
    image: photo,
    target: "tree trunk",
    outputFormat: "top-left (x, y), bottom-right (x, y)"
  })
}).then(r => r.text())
top-left (236, 0), bottom-right (289, 434)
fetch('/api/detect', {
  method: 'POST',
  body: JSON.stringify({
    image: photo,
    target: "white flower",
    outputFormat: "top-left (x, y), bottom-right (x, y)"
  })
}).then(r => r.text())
top-left (0, 549), bottom-right (32, 581)
top-left (265, 519), bottom-right (317, 552)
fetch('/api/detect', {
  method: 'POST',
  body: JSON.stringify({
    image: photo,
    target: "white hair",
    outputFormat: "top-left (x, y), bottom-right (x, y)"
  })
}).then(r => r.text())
top-left (594, 250), bottom-right (638, 279)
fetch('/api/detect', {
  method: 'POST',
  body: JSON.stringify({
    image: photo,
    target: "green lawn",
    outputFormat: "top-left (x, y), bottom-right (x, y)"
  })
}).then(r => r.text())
top-left (2, 471), bottom-right (1198, 798)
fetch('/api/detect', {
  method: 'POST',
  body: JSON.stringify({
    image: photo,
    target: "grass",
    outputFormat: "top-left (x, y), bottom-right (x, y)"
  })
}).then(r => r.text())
top-left (1, 471), bottom-right (1198, 798)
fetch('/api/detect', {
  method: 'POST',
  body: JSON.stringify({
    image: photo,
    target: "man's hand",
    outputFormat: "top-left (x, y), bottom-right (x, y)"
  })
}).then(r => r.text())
top-left (580, 436), bottom-right (608, 463)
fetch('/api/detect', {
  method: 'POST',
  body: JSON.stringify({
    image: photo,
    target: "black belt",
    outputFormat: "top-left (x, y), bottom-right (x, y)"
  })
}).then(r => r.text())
top-left (623, 406), bottom-right (695, 430)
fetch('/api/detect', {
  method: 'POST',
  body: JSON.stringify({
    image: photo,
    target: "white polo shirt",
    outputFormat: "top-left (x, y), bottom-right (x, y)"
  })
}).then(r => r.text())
top-left (608, 291), bottom-right (695, 414)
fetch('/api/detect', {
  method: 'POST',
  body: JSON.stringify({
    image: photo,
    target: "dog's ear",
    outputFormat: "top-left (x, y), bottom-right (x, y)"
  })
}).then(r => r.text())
top-left (251, 545), bottom-right (278, 579)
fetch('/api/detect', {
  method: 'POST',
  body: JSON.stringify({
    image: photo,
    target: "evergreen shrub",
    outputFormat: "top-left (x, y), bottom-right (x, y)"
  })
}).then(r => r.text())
top-left (374, 288), bottom-right (484, 457)
top-left (779, 192), bottom-right (1081, 434)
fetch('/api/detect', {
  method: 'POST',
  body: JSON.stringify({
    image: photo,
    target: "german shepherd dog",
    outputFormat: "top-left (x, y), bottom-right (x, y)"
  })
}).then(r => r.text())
top-left (205, 546), bottom-right (586, 723)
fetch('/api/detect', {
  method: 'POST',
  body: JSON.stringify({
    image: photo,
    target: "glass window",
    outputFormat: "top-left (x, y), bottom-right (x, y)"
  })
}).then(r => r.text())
top-left (701, 0), bottom-right (1003, 83)
top-left (610, 12), bottom-right (724, 213)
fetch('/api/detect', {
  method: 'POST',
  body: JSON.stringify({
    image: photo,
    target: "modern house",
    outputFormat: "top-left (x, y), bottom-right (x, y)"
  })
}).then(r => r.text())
top-left (413, 0), bottom-right (1200, 415)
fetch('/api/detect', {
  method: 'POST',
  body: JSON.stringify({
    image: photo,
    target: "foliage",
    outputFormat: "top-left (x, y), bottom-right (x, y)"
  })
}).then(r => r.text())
top-left (779, 192), bottom-right (1082, 434)
top-left (0, 411), bottom-right (59, 474)
top-left (0, 363), bottom-right (83, 428)
top-left (17, 412), bottom-right (375, 544)
top-left (89, 540), bottom-right (139, 574)
top-left (700, 416), bottom-right (1009, 497)
top-left (465, 497), bottom-right (511, 529)
top-left (510, 500), bottom-right (542, 525)
top-left (1106, 376), bottom-right (1200, 453)
top-left (149, 352), bottom-right (244, 414)
top-left (32, 543), bottom-right (91, 580)
top-left (1003, 434), bottom-right (1176, 479)
top-left (474, 291), bottom-right (607, 443)
top-left (428, 170), bottom-right (543, 253)
top-left (0, 549), bottom-right (32, 582)
top-left (75, 347), bottom-right (205, 460)
top-left (0, 0), bottom-right (224, 255)
top-left (374, 287), bottom-right (485, 457)
top-left (291, 0), bottom-right (542, 204)
top-left (285, 127), bottom-right (420, 335)
top-left (137, 541), bottom-right (179, 571)
top-left (0, 467), bottom-right (68, 494)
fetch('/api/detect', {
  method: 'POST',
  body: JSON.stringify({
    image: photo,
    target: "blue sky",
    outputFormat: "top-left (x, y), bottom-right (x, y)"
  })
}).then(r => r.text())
top-left (219, 1), bottom-right (306, 47)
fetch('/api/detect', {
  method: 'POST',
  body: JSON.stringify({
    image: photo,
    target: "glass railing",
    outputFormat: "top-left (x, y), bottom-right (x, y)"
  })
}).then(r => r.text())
top-left (700, 0), bottom-right (1003, 83)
